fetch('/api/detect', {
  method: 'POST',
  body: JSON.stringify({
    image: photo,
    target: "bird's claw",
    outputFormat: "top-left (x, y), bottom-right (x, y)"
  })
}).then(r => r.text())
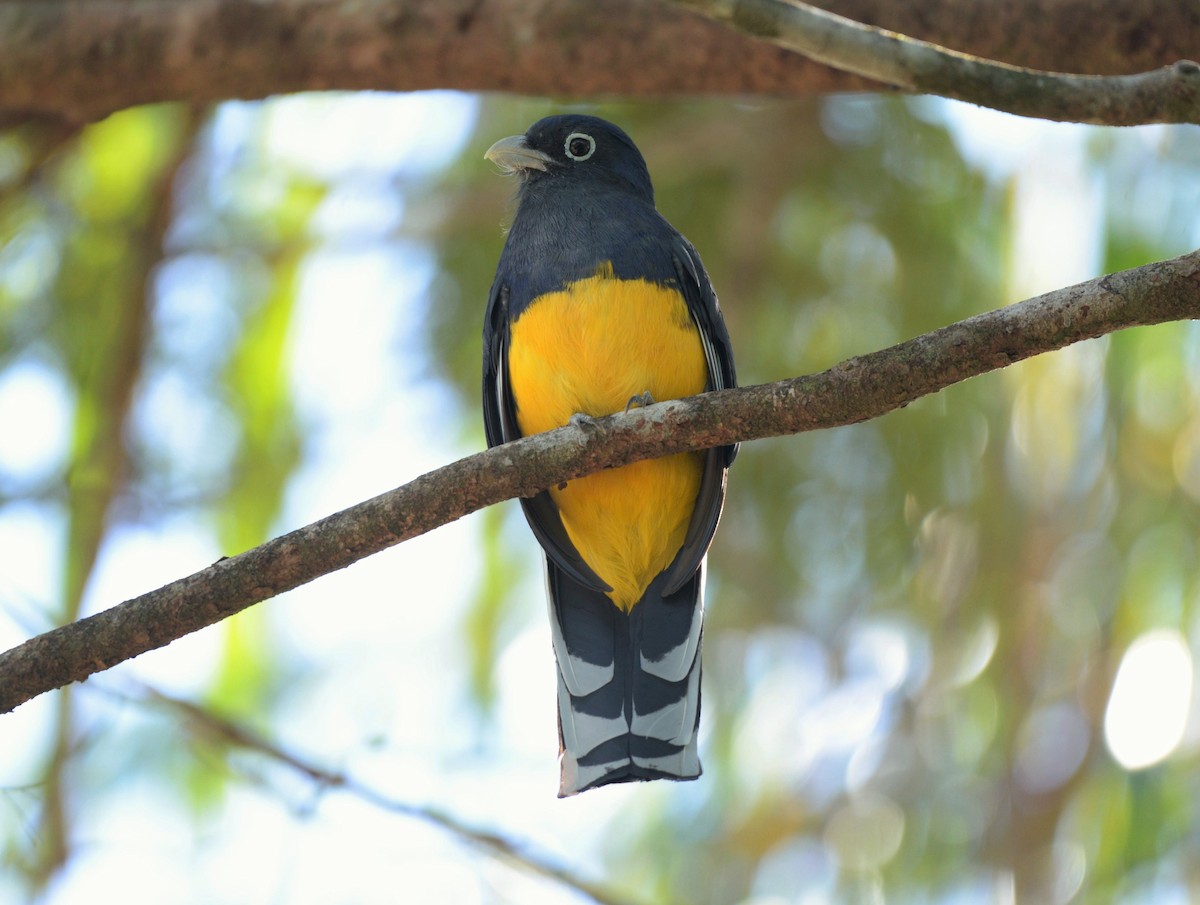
top-left (624, 391), bottom-right (655, 413)
top-left (569, 412), bottom-right (600, 431)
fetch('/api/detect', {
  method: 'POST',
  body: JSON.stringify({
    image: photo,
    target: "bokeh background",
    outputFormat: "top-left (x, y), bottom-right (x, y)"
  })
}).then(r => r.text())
top-left (2, 92), bottom-right (1200, 904)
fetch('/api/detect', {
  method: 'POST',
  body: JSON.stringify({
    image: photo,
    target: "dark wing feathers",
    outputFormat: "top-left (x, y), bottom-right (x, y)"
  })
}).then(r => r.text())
top-left (481, 281), bottom-right (512, 450)
top-left (660, 238), bottom-right (737, 595)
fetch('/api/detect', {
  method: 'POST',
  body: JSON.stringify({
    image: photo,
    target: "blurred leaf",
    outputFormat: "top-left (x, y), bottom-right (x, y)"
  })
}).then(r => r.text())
top-left (207, 223), bottom-right (312, 724)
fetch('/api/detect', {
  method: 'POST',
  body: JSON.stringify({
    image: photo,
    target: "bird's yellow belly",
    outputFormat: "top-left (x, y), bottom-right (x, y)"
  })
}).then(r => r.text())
top-left (508, 271), bottom-right (707, 611)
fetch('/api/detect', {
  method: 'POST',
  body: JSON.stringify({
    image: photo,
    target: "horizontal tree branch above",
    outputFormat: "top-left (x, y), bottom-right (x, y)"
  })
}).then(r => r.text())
top-left (677, 0), bottom-right (1200, 124)
top-left (1, 248), bottom-right (1198, 715)
top-left (1, 0), bottom-right (1198, 124)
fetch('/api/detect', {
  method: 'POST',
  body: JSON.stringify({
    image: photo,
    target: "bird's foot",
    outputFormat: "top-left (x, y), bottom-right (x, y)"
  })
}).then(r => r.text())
top-left (569, 412), bottom-right (601, 431)
top-left (624, 391), bottom-right (655, 413)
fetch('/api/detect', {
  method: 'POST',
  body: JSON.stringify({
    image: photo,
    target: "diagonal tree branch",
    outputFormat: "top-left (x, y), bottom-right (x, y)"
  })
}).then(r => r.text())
top-left (673, 0), bottom-right (1200, 125)
top-left (0, 0), bottom-right (1197, 124)
top-left (0, 249), bottom-right (1198, 715)
top-left (134, 687), bottom-right (650, 905)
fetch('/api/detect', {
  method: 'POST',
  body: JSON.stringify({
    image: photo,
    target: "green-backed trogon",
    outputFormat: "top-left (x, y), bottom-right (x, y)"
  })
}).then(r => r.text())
top-left (482, 115), bottom-right (736, 796)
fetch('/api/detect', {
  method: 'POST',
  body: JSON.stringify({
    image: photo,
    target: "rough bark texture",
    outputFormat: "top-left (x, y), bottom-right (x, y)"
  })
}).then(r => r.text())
top-left (1, 249), bottom-right (1198, 715)
top-left (680, 0), bottom-right (1200, 124)
top-left (0, 0), bottom-right (1197, 123)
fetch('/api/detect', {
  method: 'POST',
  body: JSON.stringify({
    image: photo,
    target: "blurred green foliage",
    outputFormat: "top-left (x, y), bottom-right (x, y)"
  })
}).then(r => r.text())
top-left (2, 91), bottom-right (1200, 905)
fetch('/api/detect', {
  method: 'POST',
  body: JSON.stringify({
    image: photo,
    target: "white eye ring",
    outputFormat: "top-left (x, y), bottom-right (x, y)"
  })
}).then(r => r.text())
top-left (564, 132), bottom-right (596, 161)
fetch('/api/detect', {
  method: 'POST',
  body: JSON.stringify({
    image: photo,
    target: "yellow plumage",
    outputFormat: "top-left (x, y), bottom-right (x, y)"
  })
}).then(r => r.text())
top-left (508, 268), bottom-right (707, 611)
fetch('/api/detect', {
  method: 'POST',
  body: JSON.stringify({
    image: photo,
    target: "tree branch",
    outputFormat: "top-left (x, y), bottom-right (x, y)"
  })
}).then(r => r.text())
top-left (1, 249), bottom-right (1198, 715)
top-left (674, 0), bottom-right (1200, 125)
top-left (137, 688), bottom-right (650, 905)
top-left (0, 0), bottom-right (1197, 124)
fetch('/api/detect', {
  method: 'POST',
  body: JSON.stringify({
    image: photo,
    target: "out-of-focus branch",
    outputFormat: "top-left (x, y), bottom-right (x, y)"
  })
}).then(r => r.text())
top-left (674, 0), bottom-right (1200, 124)
top-left (0, 249), bottom-right (1198, 715)
top-left (0, 0), bottom-right (1197, 123)
top-left (143, 689), bottom-right (647, 905)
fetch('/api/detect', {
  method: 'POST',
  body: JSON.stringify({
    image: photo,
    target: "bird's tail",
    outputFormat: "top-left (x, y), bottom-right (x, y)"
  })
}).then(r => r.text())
top-left (545, 560), bottom-right (705, 797)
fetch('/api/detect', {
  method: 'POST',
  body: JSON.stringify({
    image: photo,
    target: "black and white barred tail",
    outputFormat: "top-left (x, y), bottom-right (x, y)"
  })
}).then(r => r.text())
top-left (546, 560), bottom-right (705, 796)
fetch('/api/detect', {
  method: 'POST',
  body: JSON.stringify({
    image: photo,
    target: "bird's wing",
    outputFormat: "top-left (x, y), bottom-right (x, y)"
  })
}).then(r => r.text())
top-left (661, 236), bottom-right (738, 595)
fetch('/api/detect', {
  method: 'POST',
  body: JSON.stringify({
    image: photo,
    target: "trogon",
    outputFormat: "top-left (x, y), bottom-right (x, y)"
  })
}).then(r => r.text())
top-left (482, 115), bottom-right (736, 796)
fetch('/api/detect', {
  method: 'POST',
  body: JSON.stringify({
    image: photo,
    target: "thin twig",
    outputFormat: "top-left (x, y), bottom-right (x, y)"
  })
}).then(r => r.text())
top-left (135, 688), bottom-right (649, 905)
top-left (0, 249), bottom-right (1197, 715)
top-left (673, 0), bottom-right (1200, 124)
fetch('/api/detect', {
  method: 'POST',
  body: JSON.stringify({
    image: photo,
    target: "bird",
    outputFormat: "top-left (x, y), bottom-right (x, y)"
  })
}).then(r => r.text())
top-left (482, 114), bottom-right (736, 796)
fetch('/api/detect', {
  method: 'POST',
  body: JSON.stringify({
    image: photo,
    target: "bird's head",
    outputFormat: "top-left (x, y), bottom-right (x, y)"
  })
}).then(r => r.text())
top-left (485, 114), bottom-right (655, 204)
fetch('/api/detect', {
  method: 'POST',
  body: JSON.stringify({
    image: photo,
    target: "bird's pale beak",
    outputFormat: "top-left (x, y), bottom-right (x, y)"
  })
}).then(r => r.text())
top-left (485, 135), bottom-right (553, 174)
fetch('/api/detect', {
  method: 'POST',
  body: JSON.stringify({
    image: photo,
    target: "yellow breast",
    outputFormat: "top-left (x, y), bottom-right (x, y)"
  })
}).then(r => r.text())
top-left (508, 269), bottom-right (707, 611)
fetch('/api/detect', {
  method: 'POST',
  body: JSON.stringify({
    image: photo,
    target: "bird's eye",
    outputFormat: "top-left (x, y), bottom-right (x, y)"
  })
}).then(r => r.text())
top-left (564, 133), bottom-right (596, 161)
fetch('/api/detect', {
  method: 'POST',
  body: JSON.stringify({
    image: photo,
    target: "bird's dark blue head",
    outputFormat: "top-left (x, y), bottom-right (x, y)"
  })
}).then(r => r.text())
top-left (485, 114), bottom-right (655, 205)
